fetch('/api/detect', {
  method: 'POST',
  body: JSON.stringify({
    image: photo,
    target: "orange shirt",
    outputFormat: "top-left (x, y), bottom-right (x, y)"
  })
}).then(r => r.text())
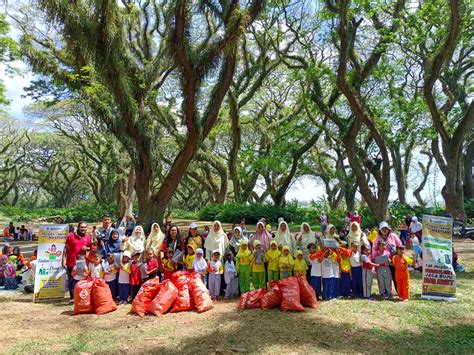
top-left (26, 255), bottom-right (37, 269)
top-left (392, 255), bottom-right (411, 273)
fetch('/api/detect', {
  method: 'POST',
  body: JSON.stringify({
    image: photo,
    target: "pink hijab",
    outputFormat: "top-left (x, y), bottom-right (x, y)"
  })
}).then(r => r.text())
top-left (250, 222), bottom-right (272, 251)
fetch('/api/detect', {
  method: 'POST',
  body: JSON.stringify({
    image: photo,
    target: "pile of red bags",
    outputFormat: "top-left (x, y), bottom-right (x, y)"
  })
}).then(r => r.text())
top-left (131, 270), bottom-right (214, 317)
top-left (73, 279), bottom-right (118, 315)
top-left (239, 276), bottom-right (318, 312)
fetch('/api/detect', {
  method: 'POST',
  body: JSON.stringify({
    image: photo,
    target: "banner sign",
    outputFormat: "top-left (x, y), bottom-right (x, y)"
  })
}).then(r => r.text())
top-left (421, 215), bottom-right (456, 301)
top-left (34, 224), bottom-right (69, 301)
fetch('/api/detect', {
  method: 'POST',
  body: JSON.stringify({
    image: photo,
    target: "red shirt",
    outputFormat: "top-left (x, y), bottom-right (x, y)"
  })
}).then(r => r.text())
top-left (130, 263), bottom-right (142, 285)
top-left (65, 233), bottom-right (92, 267)
top-left (146, 258), bottom-right (159, 272)
top-left (351, 216), bottom-right (361, 224)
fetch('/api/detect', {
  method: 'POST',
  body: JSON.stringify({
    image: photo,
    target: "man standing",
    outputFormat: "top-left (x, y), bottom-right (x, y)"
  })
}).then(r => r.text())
top-left (62, 221), bottom-right (91, 301)
top-left (96, 214), bottom-right (113, 256)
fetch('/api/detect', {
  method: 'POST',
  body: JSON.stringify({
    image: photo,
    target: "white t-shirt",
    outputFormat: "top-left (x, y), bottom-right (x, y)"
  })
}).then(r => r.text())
top-left (118, 262), bottom-right (130, 284)
top-left (332, 259), bottom-right (340, 278)
top-left (209, 260), bottom-right (222, 275)
top-left (103, 261), bottom-right (118, 282)
top-left (350, 251), bottom-right (361, 267)
top-left (310, 258), bottom-right (322, 277)
top-left (321, 258), bottom-right (334, 278)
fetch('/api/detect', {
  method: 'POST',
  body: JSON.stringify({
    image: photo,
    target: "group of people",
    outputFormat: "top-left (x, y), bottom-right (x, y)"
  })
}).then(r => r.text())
top-left (0, 244), bottom-right (36, 290)
top-left (2, 222), bottom-right (35, 242)
top-left (61, 214), bottom-right (423, 305)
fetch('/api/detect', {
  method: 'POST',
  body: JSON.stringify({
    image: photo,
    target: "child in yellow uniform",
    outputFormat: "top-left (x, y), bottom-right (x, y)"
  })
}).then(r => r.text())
top-left (293, 250), bottom-right (308, 276)
top-left (184, 245), bottom-right (195, 270)
top-left (250, 240), bottom-right (266, 290)
top-left (236, 240), bottom-right (252, 293)
top-left (278, 246), bottom-right (295, 279)
top-left (265, 240), bottom-right (281, 284)
top-left (338, 247), bottom-right (352, 297)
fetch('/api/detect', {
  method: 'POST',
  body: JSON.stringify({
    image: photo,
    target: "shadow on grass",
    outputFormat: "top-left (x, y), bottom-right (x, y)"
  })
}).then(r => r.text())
top-left (136, 306), bottom-right (474, 354)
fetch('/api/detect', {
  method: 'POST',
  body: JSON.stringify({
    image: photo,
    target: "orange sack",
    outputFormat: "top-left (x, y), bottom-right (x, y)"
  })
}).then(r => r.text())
top-left (73, 279), bottom-right (95, 315)
top-left (131, 278), bottom-right (162, 317)
top-left (278, 277), bottom-right (305, 312)
top-left (189, 277), bottom-right (214, 313)
top-left (296, 275), bottom-right (318, 309)
top-left (147, 279), bottom-right (178, 316)
top-left (261, 281), bottom-right (282, 309)
top-left (92, 279), bottom-right (118, 315)
top-left (170, 273), bottom-right (194, 313)
top-left (239, 288), bottom-right (267, 310)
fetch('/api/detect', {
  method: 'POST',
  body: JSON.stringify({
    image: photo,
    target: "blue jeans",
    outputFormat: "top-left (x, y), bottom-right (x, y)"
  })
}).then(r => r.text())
top-left (322, 277), bottom-right (333, 300)
top-left (119, 283), bottom-right (130, 302)
top-left (351, 266), bottom-right (363, 297)
top-left (340, 272), bottom-right (351, 297)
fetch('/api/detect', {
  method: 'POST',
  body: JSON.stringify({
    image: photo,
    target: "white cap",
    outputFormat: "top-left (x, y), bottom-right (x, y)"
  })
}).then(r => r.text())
top-left (379, 221), bottom-right (390, 231)
top-left (189, 223), bottom-right (198, 229)
top-left (212, 249), bottom-right (220, 255)
top-left (196, 248), bottom-right (203, 254)
top-left (123, 250), bottom-right (132, 258)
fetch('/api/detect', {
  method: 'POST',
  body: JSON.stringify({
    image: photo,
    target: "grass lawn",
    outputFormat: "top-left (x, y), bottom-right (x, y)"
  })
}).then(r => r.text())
top-left (1, 238), bottom-right (473, 354)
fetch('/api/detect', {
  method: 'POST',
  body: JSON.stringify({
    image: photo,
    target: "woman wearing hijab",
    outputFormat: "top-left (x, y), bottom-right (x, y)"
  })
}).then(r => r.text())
top-left (121, 225), bottom-right (145, 256)
top-left (103, 229), bottom-right (122, 257)
top-left (145, 223), bottom-right (166, 258)
top-left (274, 221), bottom-right (296, 255)
top-left (296, 222), bottom-right (317, 281)
top-left (229, 227), bottom-right (248, 256)
top-left (204, 221), bottom-right (229, 261)
top-left (249, 221), bottom-right (272, 252)
top-left (409, 216), bottom-right (423, 241)
top-left (346, 222), bottom-right (369, 247)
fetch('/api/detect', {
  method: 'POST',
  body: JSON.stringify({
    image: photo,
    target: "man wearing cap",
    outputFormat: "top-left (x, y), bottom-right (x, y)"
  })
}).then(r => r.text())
top-left (372, 221), bottom-right (402, 291)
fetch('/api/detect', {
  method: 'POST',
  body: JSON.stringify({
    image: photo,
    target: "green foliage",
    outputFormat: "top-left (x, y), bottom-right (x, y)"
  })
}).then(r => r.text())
top-left (0, 203), bottom-right (117, 224)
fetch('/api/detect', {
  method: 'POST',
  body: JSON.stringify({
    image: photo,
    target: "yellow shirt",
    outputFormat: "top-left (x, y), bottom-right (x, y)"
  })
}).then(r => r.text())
top-left (278, 254), bottom-right (295, 272)
top-left (293, 258), bottom-right (308, 275)
top-left (185, 254), bottom-right (195, 270)
top-left (340, 256), bottom-right (351, 273)
top-left (250, 253), bottom-right (265, 273)
top-left (265, 249), bottom-right (281, 271)
top-left (236, 249), bottom-right (252, 269)
top-left (368, 230), bottom-right (378, 242)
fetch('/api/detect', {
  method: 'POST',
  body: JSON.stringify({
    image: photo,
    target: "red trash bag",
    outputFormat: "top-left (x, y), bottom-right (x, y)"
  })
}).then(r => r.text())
top-left (147, 280), bottom-right (178, 316)
top-left (92, 279), bottom-right (118, 315)
top-left (278, 277), bottom-right (304, 312)
top-left (261, 281), bottom-right (282, 309)
top-left (239, 288), bottom-right (267, 310)
top-left (73, 279), bottom-right (95, 315)
top-left (297, 275), bottom-right (318, 309)
top-left (170, 273), bottom-right (194, 313)
top-left (189, 277), bottom-right (214, 313)
top-left (131, 278), bottom-right (162, 317)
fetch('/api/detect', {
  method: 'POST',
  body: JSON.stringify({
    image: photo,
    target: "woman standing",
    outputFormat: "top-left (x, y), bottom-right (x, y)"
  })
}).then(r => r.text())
top-left (121, 226), bottom-right (145, 256)
top-left (296, 222), bottom-right (316, 281)
top-left (229, 227), bottom-right (248, 256)
top-left (145, 223), bottom-right (166, 258)
top-left (346, 222), bottom-right (369, 247)
top-left (204, 221), bottom-right (229, 261)
top-left (274, 221), bottom-right (296, 255)
top-left (249, 222), bottom-right (272, 252)
top-left (372, 222), bottom-right (402, 291)
top-left (186, 223), bottom-right (204, 252)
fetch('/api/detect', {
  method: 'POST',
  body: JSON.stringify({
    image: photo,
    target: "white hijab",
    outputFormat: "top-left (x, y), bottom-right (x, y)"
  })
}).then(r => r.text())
top-left (347, 221), bottom-right (362, 245)
top-left (123, 225), bottom-right (145, 254)
top-left (275, 221), bottom-right (296, 254)
top-left (145, 223), bottom-right (165, 256)
top-left (410, 217), bottom-right (423, 233)
top-left (297, 222), bottom-right (316, 263)
top-left (204, 221), bottom-right (229, 260)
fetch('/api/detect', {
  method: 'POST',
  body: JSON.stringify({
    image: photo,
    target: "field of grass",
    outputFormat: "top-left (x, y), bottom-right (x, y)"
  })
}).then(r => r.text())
top-left (0, 239), bottom-right (473, 354)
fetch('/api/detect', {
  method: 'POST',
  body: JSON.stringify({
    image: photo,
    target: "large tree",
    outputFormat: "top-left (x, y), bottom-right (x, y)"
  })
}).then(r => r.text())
top-left (18, 0), bottom-right (263, 225)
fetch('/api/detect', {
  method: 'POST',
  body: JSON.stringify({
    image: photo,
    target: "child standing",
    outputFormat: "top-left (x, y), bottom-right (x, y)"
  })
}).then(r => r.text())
top-left (144, 250), bottom-right (160, 281)
top-left (72, 254), bottom-right (89, 291)
top-left (264, 240), bottom-right (281, 284)
top-left (0, 255), bottom-right (18, 290)
top-left (251, 240), bottom-right (266, 290)
top-left (332, 249), bottom-right (341, 298)
top-left (208, 249), bottom-right (223, 300)
top-left (88, 253), bottom-right (104, 279)
top-left (350, 241), bottom-right (363, 298)
top-left (184, 245), bottom-right (195, 271)
top-left (103, 253), bottom-right (119, 299)
top-left (118, 250), bottom-right (131, 305)
top-left (236, 240), bottom-right (252, 293)
top-left (293, 250), bottom-right (308, 277)
top-left (130, 252), bottom-right (143, 301)
top-left (224, 251), bottom-right (239, 299)
top-left (338, 247), bottom-right (352, 297)
top-left (162, 249), bottom-right (177, 280)
top-left (393, 246), bottom-right (412, 301)
top-left (361, 245), bottom-right (378, 299)
top-left (374, 240), bottom-right (393, 299)
top-left (192, 248), bottom-right (208, 282)
top-left (278, 246), bottom-right (295, 279)
top-left (321, 248), bottom-right (335, 300)
top-left (308, 243), bottom-right (322, 298)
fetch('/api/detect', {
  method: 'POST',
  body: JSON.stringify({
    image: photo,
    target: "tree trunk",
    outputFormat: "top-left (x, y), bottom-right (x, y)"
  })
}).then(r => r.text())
top-left (390, 147), bottom-right (407, 204)
top-left (413, 154), bottom-right (433, 206)
top-left (463, 138), bottom-right (474, 199)
top-left (228, 92), bottom-right (242, 202)
top-left (117, 166), bottom-right (136, 219)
